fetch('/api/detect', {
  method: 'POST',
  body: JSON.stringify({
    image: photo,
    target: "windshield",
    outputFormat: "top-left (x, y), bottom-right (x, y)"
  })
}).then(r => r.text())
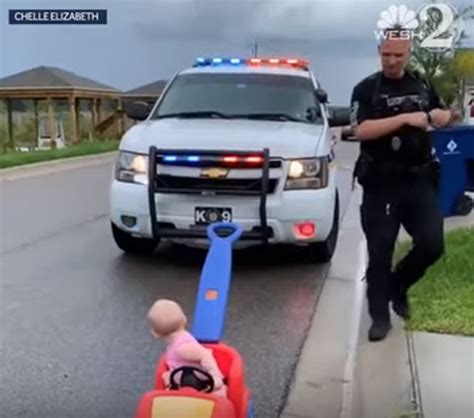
top-left (151, 73), bottom-right (322, 123)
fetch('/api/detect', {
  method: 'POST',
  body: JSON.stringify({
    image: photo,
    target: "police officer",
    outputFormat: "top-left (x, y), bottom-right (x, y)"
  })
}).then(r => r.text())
top-left (350, 28), bottom-right (459, 342)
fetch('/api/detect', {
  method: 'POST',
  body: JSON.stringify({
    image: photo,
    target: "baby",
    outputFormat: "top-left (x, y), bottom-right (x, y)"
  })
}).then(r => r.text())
top-left (147, 298), bottom-right (227, 397)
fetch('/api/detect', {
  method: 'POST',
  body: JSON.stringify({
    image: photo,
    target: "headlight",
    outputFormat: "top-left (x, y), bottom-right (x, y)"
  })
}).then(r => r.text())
top-left (115, 151), bottom-right (148, 184)
top-left (285, 158), bottom-right (328, 190)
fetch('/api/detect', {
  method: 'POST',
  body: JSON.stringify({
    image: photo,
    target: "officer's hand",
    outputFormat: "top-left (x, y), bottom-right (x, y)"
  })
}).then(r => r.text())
top-left (403, 112), bottom-right (429, 129)
top-left (429, 109), bottom-right (453, 128)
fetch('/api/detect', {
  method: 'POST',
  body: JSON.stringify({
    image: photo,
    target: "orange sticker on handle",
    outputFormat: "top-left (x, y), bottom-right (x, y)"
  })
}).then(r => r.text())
top-left (205, 289), bottom-right (218, 300)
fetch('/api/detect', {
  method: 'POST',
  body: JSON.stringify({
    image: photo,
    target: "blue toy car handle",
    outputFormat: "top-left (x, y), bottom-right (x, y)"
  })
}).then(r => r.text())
top-left (192, 222), bottom-right (243, 343)
top-left (207, 222), bottom-right (243, 244)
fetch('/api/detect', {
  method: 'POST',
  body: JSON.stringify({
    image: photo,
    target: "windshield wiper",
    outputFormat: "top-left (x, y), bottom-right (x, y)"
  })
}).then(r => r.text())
top-left (233, 113), bottom-right (304, 122)
top-left (156, 111), bottom-right (231, 119)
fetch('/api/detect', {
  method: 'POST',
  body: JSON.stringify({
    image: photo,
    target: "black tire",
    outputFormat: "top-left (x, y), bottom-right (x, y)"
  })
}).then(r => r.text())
top-left (455, 194), bottom-right (473, 216)
top-left (111, 222), bottom-right (159, 255)
top-left (307, 191), bottom-right (340, 262)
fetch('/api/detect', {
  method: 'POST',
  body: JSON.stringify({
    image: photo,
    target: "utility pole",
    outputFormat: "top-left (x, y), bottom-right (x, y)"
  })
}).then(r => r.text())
top-left (253, 41), bottom-right (258, 57)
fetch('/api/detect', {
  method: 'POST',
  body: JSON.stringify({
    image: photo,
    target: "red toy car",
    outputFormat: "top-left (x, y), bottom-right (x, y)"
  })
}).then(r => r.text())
top-left (134, 342), bottom-right (254, 418)
top-left (133, 222), bottom-right (255, 418)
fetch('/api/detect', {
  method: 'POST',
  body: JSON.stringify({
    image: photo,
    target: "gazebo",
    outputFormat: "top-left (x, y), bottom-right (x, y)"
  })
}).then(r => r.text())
top-left (0, 65), bottom-right (123, 149)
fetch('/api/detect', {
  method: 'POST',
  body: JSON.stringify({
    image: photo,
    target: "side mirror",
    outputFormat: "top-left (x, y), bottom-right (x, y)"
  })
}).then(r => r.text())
top-left (124, 101), bottom-right (151, 121)
top-left (328, 107), bottom-right (350, 127)
top-left (315, 88), bottom-right (328, 104)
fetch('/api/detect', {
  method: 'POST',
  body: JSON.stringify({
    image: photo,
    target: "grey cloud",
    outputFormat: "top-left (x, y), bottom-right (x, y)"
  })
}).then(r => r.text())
top-left (134, 0), bottom-right (474, 49)
top-left (133, 0), bottom-right (402, 44)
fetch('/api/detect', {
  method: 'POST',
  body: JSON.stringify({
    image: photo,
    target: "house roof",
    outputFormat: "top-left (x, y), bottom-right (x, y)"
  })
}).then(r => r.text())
top-left (0, 65), bottom-right (120, 93)
top-left (124, 79), bottom-right (168, 97)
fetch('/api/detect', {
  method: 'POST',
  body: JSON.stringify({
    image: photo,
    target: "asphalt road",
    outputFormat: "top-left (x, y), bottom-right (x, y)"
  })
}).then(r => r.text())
top-left (0, 142), bottom-right (357, 418)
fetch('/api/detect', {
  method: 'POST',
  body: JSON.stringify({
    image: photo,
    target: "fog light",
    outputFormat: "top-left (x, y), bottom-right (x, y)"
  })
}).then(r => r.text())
top-left (121, 215), bottom-right (137, 227)
top-left (293, 222), bottom-right (316, 239)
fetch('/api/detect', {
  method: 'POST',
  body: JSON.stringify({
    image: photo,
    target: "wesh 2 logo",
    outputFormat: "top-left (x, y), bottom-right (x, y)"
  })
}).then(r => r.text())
top-left (374, 3), bottom-right (464, 51)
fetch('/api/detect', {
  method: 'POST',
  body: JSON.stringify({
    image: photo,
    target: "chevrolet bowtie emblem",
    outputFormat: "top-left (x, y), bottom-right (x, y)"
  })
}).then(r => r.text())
top-left (200, 167), bottom-right (229, 178)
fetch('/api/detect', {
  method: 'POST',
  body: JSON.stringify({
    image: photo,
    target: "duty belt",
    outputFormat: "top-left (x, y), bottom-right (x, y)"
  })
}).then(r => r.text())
top-left (352, 154), bottom-right (439, 188)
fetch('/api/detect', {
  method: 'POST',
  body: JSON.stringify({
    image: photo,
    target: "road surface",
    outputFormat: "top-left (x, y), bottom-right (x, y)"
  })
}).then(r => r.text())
top-left (0, 142), bottom-right (358, 418)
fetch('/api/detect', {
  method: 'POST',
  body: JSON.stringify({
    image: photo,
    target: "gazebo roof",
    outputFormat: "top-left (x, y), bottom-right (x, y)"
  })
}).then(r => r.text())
top-left (124, 79), bottom-right (168, 97)
top-left (0, 66), bottom-right (121, 98)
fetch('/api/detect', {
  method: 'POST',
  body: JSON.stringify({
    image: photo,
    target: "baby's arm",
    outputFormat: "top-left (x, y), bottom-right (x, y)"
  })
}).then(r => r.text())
top-left (162, 370), bottom-right (171, 387)
top-left (175, 343), bottom-right (224, 387)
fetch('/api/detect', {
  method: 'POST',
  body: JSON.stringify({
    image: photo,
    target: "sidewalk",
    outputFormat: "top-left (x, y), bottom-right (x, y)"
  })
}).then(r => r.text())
top-left (280, 191), bottom-right (474, 418)
top-left (397, 207), bottom-right (474, 418)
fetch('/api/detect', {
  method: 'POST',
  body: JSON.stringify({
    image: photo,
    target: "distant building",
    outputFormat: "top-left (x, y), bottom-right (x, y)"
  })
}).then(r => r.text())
top-left (122, 79), bottom-right (168, 106)
top-left (0, 65), bottom-right (122, 147)
top-left (455, 48), bottom-right (474, 124)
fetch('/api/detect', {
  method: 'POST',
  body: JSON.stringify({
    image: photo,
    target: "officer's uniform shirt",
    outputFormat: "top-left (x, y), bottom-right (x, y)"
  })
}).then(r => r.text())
top-left (350, 71), bottom-right (442, 167)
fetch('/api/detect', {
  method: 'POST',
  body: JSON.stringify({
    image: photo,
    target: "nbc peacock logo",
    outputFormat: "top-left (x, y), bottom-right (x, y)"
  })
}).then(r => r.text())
top-left (377, 5), bottom-right (419, 31)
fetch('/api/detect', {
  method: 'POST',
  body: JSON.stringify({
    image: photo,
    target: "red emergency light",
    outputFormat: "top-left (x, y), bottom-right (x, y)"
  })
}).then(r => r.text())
top-left (222, 155), bottom-right (264, 166)
top-left (248, 57), bottom-right (309, 69)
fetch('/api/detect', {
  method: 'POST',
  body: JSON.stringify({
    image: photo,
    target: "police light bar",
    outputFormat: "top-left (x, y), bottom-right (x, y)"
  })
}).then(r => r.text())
top-left (159, 153), bottom-right (264, 166)
top-left (194, 57), bottom-right (309, 70)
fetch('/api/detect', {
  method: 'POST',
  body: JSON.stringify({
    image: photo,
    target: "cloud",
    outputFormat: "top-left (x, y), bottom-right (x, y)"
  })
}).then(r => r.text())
top-left (132, 0), bottom-right (474, 47)
top-left (132, 0), bottom-right (394, 45)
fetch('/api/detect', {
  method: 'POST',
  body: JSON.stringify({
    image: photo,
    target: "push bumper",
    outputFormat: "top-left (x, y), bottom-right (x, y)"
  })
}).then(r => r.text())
top-left (148, 147), bottom-right (272, 243)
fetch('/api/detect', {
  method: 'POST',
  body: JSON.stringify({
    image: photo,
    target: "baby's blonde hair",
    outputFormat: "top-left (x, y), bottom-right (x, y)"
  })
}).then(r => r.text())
top-left (147, 299), bottom-right (187, 337)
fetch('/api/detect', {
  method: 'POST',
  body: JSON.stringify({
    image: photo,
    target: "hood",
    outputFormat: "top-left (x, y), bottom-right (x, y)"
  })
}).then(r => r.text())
top-left (119, 118), bottom-right (325, 158)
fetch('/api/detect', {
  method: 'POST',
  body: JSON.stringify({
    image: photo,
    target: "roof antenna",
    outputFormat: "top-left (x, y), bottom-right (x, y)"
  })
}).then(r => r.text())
top-left (253, 41), bottom-right (258, 57)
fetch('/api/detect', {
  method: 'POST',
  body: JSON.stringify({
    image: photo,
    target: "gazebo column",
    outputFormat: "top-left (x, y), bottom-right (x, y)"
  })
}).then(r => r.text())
top-left (116, 98), bottom-right (123, 138)
top-left (97, 98), bottom-right (102, 124)
top-left (34, 99), bottom-right (39, 143)
top-left (6, 98), bottom-right (14, 150)
top-left (75, 99), bottom-right (81, 143)
top-left (92, 98), bottom-right (98, 139)
top-left (69, 95), bottom-right (78, 144)
top-left (47, 97), bottom-right (56, 149)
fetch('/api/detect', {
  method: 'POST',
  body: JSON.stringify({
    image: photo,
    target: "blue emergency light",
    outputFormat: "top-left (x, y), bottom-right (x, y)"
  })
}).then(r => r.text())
top-left (195, 57), bottom-right (244, 66)
top-left (162, 155), bottom-right (200, 162)
top-left (163, 155), bottom-right (177, 162)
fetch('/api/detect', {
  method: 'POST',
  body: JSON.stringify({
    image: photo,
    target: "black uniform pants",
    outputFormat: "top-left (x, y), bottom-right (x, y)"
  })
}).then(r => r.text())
top-left (360, 178), bottom-right (444, 322)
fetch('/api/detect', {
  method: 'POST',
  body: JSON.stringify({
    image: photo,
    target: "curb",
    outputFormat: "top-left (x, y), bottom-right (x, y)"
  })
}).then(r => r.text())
top-left (0, 151), bottom-right (118, 181)
top-left (406, 331), bottom-right (424, 418)
top-left (279, 186), bottom-right (368, 418)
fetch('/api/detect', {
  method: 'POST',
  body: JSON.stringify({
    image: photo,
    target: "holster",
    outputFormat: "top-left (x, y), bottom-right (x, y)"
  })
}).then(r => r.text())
top-left (353, 153), bottom-right (376, 187)
top-left (408, 159), bottom-right (441, 190)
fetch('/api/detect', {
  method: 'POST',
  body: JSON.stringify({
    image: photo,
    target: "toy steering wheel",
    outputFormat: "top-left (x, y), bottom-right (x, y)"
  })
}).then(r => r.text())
top-left (169, 366), bottom-right (215, 393)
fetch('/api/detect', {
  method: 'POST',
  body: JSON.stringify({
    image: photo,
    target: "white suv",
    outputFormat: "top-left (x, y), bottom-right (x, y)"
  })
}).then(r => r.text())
top-left (109, 57), bottom-right (349, 261)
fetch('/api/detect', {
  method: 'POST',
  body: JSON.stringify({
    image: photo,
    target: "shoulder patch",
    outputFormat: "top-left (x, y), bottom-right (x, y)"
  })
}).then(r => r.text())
top-left (350, 101), bottom-right (360, 127)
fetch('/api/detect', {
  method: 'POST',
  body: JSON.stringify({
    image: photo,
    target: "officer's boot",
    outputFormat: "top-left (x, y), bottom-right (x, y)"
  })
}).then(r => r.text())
top-left (368, 319), bottom-right (392, 342)
top-left (390, 272), bottom-right (411, 320)
top-left (392, 292), bottom-right (411, 320)
top-left (367, 285), bottom-right (392, 342)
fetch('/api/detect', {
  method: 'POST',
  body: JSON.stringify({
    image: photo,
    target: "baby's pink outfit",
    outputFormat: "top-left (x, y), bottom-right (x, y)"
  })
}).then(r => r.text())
top-left (165, 330), bottom-right (227, 397)
top-left (166, 331), bottom-right (203, 370)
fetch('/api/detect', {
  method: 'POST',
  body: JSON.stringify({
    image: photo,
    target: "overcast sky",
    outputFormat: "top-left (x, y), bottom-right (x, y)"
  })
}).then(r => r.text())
top-left (1, 0), bottom-right (473, 105)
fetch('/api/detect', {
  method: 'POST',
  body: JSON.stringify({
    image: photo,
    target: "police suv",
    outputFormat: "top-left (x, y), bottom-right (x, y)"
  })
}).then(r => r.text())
top-left (110, 57), bottom-right (349, 261)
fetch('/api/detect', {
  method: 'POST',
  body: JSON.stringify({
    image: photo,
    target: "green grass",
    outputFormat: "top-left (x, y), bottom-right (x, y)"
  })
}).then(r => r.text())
top-left (0, 140), bottom-right (119, 169)
top-left (395, 227), bottom-right (474, 336)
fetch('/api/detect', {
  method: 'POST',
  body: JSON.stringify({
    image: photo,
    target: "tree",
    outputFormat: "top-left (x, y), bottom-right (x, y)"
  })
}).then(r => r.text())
top-left (407, 2), bottom-right (474, 106)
